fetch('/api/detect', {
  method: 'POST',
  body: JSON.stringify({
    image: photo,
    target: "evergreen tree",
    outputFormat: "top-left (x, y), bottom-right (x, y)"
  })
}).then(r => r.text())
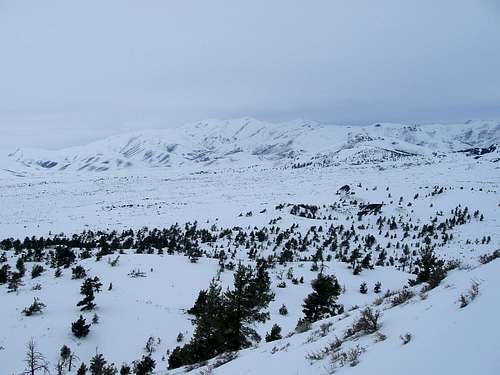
top-left (411, 245), bottom-right (446, 289)
top-left (302, 273), bottom-right (342, 323)
top-left (169, 263), bottom-right (273, 369)
top-left (265, 324), bottom-right (282, 342)
top-left (0, 264), bottom-right (10, 284)
top-left (119, 364), bottom-right (131, 375)
top-left (22, 298), bottom-right (46, 316)
top-left (374, 281), bottom-right (382, 293)
top-left (359, 282), bottom-right (368, 294)
top-left (72, 265), bottom-right (87, 279)
top-left (31, 265), bottom-right (44, 279)
top-left (72, 315), bottom-right (91, 338)
top-left (77, 277), bottom-right (102, 311)
top-left (89, 353), bottom-right (106, 375)
top-left (7, 271), bottom-right (23, 292)
top-left (133, 356), bottom-right (155, 375)
top-left (169, 280), bottom-right (225, 368)
top-left (16, 257), bottom-right (26, 277)
top-left (223, 262), bottom-right (274, 351)
top-left (76, 363), bottom-right (88, 375)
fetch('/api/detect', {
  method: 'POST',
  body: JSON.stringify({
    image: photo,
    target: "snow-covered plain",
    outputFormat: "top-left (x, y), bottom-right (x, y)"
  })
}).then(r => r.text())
top-left (0, 119), bottom-right (499, 374)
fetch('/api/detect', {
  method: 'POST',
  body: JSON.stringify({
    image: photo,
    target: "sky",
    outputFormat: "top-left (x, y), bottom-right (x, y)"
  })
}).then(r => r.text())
top-left (0, 0), bottom-right (499, 150)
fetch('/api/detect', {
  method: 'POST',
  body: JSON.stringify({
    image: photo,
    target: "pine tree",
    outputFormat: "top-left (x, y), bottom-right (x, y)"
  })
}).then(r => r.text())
top-left (169, 263), bottom-right (273, 369)
top-left (133, 356), bottom-right (155, 375)
top-left (72, 315), bottom-right (90, 338)
top-left (0, 264), bottom-right (10, 284)
top-left (302, 273), bottom-right (342, 323)
top-left (31, 265), bottom-right (45, 279)
top-left (77, 277), bottom-right (102, 311)
top-left (16, 257), bottom-right (26, 277)
top-left (359, 282), bottom-right (368, 294)
top-left (265, 324), bottom-right (282, 342)
top-left (169, 280), bottom-right (224, 369)
top-left (22, 298), bottom-right (47, 316)
top-left (119, 364), bottom-right (131, 375)
top-left (7, 271), bottom-right (23, 292)
top-left (223, 262), bottom-right (274, 351)
top-left (76, 363), bottom-right (88, 375)
top-left (72, 265), bottom-right (87, 279)
top-left (89, 353), bottom-right (106, 375)
top-left (374, 281), bottom-right (382, 293)
top-left (411, 245), bottom-right (446, 289)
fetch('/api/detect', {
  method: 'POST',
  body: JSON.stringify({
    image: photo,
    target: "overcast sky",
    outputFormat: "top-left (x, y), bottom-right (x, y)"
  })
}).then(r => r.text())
top-left (1, 0), bottom-right (499, 150)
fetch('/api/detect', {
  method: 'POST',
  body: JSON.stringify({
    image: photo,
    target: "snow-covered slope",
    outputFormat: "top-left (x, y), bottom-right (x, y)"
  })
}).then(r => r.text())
top-left (3, 118), bottom-right (499, 174)
top-left (184, 259), bottom-right (500, 375)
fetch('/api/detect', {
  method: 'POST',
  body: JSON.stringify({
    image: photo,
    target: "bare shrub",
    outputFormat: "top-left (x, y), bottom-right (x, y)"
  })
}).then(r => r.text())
top-left (345, 307), bottom-right (381, 338)
top-left (306, 337), bottom-right (343, 362)
top-left (295, 319), bottom-right (312, 333)
top-left (331, 345), bottom-right (365, 369)
top-left (319, 322), bottom-right (334, 337)
top-left (458, 280), bottom-right (480, 308)
top-left (391, 289), bottom-right (415, 307)
top-left (374, 331), bottom-right (387, 342)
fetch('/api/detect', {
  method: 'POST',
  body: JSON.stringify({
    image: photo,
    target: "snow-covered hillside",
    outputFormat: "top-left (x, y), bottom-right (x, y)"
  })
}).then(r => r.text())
top-left (3, 118), bottom-right (499, 174)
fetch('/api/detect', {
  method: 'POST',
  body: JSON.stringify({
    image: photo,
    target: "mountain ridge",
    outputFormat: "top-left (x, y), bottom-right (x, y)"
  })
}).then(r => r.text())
top-left (3, 118), bottom-right (499, 174)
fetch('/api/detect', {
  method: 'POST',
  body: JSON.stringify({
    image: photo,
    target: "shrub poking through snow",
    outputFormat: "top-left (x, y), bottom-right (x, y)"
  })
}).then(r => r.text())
top-left (295, 319), bottom-right (312, 333)
top-left (31, 264), bottom-right (44, 279)
top-left (391, 289), bottom-right (415, 307)
top-left (306, 337), bottom-right (343, 362)
top-left (374, 331), bottom-right (387, 342)
top-left (345, 307), bottom-right (381, 338)
top-left (330, 345), bottom-right (365, 369)
top-left (22, 298), bottom-right (46, 316)
top-left (400, 333), bottom-right (412, 345)
top-left (459, 280), bottom-right (480, 308)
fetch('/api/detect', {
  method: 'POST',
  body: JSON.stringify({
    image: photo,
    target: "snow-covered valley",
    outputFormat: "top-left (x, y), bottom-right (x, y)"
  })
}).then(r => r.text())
top-left (0, 119), bottom-right (499, 374)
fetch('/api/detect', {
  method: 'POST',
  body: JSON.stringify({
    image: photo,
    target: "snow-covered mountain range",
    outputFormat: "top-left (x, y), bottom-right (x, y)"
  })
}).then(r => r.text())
top-left (4, 118), bottom-right (499, 174)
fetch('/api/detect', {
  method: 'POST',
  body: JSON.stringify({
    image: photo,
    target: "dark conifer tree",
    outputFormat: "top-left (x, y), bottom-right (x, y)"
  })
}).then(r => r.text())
top-left (76, 363), bottom-right (88, 375)
top-left (89, 353), bottom-right (106, 375)
top-left (265, 324), bottom-right (282, 342)
top-left (359, 282), bottom-right (368, 294)
top-left (72, 315), bottom-right (90, 338)
top-left (77, 277), bottom-right (102, 311)
top-left (16, 257), bottom-right (26, 277)
top-left (0, 264), bottom-right (10, 284)
top-left (223, 262), bottom-right (274, 351)
top-left (302, 273), bottom-right (342, 323)
top-left (133, 356), bottom-right (155, 375)
top-left (411, 245), bottom-right (446, 288)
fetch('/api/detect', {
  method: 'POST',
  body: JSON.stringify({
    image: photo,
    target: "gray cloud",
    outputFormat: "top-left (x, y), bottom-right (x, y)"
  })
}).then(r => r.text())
top-left (0, 0), bottom-right (499, 150)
